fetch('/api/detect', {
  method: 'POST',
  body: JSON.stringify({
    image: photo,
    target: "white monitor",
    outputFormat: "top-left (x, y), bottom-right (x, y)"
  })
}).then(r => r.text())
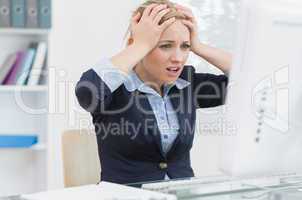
top-left (219, 0), bottom-right (302, 177)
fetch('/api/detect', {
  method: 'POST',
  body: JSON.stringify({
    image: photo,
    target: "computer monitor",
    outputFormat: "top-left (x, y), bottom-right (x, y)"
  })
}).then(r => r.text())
top-left (219, 0), bottom-right (302, 177)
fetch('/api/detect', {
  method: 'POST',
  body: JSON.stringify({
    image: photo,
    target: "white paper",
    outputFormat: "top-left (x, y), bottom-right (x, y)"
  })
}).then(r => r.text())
top-left (21, 182), bottom-right (176, 200)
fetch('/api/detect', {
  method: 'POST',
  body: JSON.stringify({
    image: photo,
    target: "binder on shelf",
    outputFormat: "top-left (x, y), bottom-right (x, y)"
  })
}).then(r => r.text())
top-left (0, 0), bottom-right (10, 27)
top-left (16, 48), bottom-right (36, 85)
top-left (25, 0), bottom-right (38, 28)
top-left (0, 134), bottom-right (38, 148)
top-left (0, 53), bottom-right (17, 84)
top-left (11, 0), bottom-right (25, 28)
top-left (2, 51), bottom-right (26, 85)
top-left (27, 42), bottom-right (47, 85)
top-left (38, 0), bottom-right (51, 28)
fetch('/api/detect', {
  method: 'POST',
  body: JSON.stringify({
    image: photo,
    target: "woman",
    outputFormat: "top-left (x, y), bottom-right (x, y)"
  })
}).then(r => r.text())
top-left (75, 0), bottom-right (232, 185)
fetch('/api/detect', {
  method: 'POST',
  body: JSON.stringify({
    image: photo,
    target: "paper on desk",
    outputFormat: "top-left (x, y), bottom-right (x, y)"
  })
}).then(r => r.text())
top-left (21, 182), bottom-right (176, 200)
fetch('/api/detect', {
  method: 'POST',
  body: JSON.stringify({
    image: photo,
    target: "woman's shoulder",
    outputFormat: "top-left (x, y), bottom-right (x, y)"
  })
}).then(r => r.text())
top-left (180, 65), bottom-right (228, 84)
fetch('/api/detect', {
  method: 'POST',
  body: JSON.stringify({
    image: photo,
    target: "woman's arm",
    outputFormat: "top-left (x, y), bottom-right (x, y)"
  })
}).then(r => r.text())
top-left (175, 4), bottom-right (233, 75)
top-left (193, 42), bottom-right (232, 75)
top-left (76, 4), bottom-right (176, 114)
top-left (75, 42), bottom-right (153, 115)
top-left (110, 42), bottom-right (150, 74)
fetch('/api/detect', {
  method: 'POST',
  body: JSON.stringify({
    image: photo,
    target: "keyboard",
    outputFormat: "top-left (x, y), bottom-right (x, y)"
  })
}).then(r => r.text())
top-left (142, 173), bottom-right (302, 197)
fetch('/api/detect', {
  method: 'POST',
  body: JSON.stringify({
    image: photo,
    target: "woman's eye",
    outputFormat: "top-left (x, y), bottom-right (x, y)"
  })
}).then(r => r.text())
top-left (160, 44), bottom-right (172, 49)
top-left (182, 44), bottom-right (191, 49)
top-left (159, 44), bottom-right (191, 49)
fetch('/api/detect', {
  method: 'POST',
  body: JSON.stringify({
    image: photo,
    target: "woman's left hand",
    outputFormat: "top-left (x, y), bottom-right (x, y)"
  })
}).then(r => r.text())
top-left (174, 4), bottom-right (201, 54)
top-left (175, 4), bottom-right (232, 74)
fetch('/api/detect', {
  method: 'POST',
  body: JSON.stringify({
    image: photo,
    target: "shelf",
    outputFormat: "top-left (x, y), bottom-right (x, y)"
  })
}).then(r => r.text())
top-left (0, 86), bottom-right (48, 92)
top-left (0, 28), bottom-right (50, 36)
top-left (0, 1), bottom-right (51, 196)
top-left (29, 143), bottom-right (47, 151)
top-left (0, 143), bottom-right (47, 151)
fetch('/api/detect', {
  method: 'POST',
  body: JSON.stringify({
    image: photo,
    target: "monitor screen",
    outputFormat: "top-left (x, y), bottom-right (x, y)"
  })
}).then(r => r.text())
top-left (219, 0), bottom-right (302, 177)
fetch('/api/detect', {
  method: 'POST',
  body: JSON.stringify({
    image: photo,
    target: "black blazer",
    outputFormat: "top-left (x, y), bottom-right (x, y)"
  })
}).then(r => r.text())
top-left (75, 65), bottom-right (228, 185)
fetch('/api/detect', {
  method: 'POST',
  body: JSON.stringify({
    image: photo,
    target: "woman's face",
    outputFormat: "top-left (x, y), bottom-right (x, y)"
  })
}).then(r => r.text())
top-left (140, 20), bottom-right (191, 85)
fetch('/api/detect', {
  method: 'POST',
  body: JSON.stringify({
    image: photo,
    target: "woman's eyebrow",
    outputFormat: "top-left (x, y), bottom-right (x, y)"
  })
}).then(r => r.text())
top-left (159, 40), bottom-right (190, 43)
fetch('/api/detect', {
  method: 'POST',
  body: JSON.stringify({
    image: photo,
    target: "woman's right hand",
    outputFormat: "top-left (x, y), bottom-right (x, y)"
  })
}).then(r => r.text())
top-left (110, 4), bottom-right (175, 74)
top-left (130, 4), bottom-right (176, 51)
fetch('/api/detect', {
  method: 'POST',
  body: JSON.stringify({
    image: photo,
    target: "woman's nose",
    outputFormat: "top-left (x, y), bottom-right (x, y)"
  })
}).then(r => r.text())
top-left (170, 49), bottom-right (184, 62)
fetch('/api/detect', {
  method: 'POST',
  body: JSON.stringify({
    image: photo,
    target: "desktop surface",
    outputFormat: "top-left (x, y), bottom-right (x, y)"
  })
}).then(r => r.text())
top-left (2, 188), bottom-right (302, 200)
top-left (2, 175), bottom-right (302, 200)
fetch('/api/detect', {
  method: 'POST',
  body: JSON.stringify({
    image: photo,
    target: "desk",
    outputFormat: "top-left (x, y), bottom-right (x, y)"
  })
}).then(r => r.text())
top-left (1, 177), bottom-right (302, 200)
top-left (139, 174), bottom-right (302, 200)
top-left (2, 189), bottom-right (302, 200)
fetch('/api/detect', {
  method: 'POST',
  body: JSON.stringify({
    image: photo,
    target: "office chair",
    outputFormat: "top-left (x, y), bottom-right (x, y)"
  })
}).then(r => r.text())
top-left (61, 129), bottom-right (101, 187)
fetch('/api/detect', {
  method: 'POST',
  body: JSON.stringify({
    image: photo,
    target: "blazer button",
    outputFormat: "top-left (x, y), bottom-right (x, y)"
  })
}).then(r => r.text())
top-left (159, 162), bottom-right (168, 170)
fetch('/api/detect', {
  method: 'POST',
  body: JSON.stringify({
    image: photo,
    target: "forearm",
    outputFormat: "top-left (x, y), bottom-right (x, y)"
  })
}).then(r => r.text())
top-left (110, 42), bottom-right (150, 74)
top-left (194, 42), bottom-right (232, 74)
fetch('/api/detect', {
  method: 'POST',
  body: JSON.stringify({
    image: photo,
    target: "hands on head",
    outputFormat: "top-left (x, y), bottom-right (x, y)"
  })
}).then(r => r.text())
top-left (129, 3), bottom-right (201, 54)
top-left (129, 4), bottom-right (175, 51)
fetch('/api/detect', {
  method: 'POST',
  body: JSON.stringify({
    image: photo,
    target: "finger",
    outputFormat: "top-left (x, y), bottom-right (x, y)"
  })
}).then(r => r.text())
top-left (174, 4), bottom-right (192, 12)
top-left (175, 5), bottom-right (195, 21)
top-left (131, 12), bottom-right (141, 24)
top-left (176, 7), bottom-right (194, 19)
top-left (141, 4), bottom-right (158, 20)
top-left (130, 13), bottom-right (141, 31)
top-left (181, 19), bottom-right (194, 31)
top-left (159, 17), bottom-right (176, 30)
top-left (183, 10), bottom-right (194, 19)
top-left (178, 9), bottom-right (196, 24)
top-left (149, 4), bottom-right (167, 19)
top-left (154, 8), bottom-right (170, 25)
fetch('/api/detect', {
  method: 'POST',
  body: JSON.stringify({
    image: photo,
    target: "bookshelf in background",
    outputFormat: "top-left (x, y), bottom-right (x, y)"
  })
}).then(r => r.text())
top-left (0, 0), bottom-right (51, 197)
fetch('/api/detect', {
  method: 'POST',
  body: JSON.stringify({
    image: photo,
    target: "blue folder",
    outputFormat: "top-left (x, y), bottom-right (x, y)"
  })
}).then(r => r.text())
top-left (38, 0), bottom-right (51, 28)
top-left (0, 135), bottom-right (38, 148)
top-left (0, 0), bottom-right (11, 27)
top-left (11, 0), bottom-right (25, 28)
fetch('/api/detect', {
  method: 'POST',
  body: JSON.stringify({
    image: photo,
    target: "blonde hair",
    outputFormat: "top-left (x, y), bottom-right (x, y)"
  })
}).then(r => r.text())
top-left (124, 0), bottom-right (187, 44)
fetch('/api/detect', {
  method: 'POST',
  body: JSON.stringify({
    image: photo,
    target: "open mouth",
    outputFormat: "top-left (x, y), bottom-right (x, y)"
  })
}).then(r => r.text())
top-left (166, 67), bottom-right (181, 73)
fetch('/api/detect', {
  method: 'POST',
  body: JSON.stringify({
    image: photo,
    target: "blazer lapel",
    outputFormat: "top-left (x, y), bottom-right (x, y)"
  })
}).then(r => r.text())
top-left (135, 91), bottom-right (166, 158)
top-left (167, 85), bottom-right (193, 156)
